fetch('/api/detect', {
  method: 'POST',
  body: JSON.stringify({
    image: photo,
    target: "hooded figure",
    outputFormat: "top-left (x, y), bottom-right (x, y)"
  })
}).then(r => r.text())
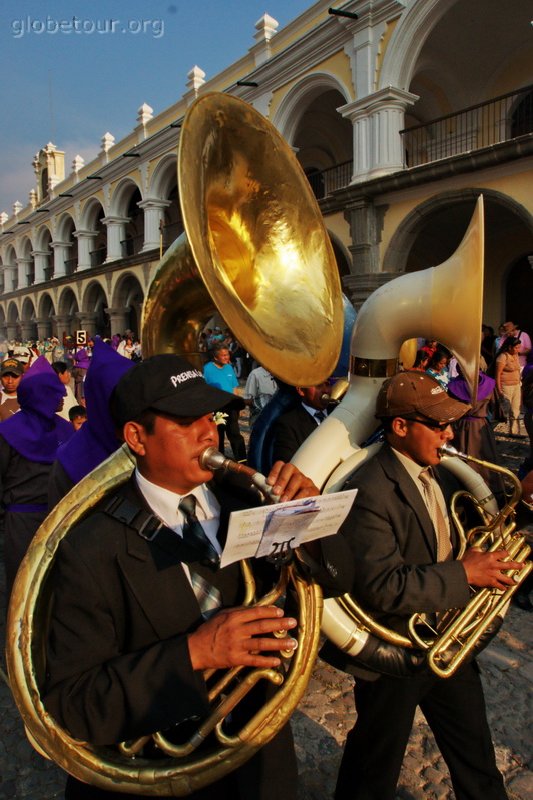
top-left (0, 356), bottom-right (74, 600)
top-left (448, 369), bottom-right (505, 501)
top-left (49, 339), bottom-right (135, 506)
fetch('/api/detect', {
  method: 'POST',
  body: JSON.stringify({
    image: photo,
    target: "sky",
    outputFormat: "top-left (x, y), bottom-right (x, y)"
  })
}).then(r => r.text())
top-left (0, 0), bottom-right (312, 217)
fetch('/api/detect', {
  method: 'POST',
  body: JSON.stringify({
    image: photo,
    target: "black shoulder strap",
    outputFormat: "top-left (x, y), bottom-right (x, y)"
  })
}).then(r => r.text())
top-left (104, 494), bottom-right (165, 541)
top-left (104, 493), bottom-right (216, 567)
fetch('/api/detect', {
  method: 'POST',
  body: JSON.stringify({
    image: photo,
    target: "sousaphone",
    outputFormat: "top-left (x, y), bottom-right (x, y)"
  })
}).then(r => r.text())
top-left (6, 93), bottom-right (344, 794)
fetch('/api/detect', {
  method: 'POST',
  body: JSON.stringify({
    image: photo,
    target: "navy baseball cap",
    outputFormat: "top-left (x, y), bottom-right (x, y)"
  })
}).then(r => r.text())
top-left (110, 354), bottom-right (236, 428)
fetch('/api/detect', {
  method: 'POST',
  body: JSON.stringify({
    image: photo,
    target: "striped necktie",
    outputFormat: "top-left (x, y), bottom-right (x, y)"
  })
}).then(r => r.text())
top-left (179, 494), bottom-right (221, 618)
top-left (418, 470), bottom-right (452, 562)
top-left (178, 494), bottom-right (220, 568)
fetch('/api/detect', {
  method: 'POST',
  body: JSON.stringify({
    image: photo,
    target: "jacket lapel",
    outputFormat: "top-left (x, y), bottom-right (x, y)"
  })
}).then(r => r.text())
top-left (378, 444), bottom-right (437, 560)
top-left (114, 479), bottom-right (201, 638)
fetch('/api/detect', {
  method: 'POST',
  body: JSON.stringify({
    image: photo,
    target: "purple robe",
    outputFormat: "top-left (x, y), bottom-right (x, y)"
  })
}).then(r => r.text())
top-left (0, 356), bottom-right (73, 463)
top-left (56, 339), bottom-right (134, 484)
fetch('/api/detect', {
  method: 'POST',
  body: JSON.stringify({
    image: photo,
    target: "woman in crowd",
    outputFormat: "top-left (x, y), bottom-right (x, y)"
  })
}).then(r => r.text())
top-left (495, 336), bottom-right (522, 436)
top-left (425, 349), bottom-right (450, 389)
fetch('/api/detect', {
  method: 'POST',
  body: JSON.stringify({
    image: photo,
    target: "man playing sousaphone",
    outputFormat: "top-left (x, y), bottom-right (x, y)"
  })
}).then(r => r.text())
top-left (326, 371), bottom-right (523, 800)
top-left (42, 354), bottom-right (354, 800)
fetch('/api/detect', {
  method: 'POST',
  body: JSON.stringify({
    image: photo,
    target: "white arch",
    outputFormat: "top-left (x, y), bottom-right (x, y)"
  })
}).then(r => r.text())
top-left (57, 286), bottom-right (80, 316)
top-left (109, 176), bottom-right (143, 217)
top-left (3, 245), bottom-right (17, 266)
top-left (34, 224), bottom-right (53, 252)
top-left (273, 72), bottom-right (352, 144)
top-left (80, 197), bottom-right (106, 230)
top-left (56, 212), bottom-right (76, 242)
top-left (379, 0), bottom-right (459, 92)
top-left (149, 153), bottom-right (178, 200)
top-left (81, 278), bottom-right (109, 313)
top-left (17, 235), bottom-right (34, 259)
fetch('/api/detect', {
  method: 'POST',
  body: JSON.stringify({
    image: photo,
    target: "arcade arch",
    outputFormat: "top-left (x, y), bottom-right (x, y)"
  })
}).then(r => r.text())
top-left (275, 77), bottom-right (352, 200)
top-left (80, 198), bottom-right (107, 268)
top-left (82, 280), bottom-right (109, 338)
top-left (149, 155), bottom-right (181, 251)
top-left (56, 213), bottom-right (78, 277)
top-left (111, 273), bottom-right (144, 338)
top-left (110, 178), bottom-right (144, 258)
top-left (383, 189), bottom-right (533, 329)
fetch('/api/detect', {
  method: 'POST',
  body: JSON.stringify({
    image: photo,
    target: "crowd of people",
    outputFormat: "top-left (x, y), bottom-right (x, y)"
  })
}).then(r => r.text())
top-left (0, 317), bottom-right (531, 800)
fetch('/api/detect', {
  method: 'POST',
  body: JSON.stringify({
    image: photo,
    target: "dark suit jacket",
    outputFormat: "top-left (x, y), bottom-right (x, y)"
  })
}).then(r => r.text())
top-left (43, 472), bottom-right (352, 748)
top-left (321, 442), bottom-right (471, 678)
top-left (271, 404), bottom-right (319, 464)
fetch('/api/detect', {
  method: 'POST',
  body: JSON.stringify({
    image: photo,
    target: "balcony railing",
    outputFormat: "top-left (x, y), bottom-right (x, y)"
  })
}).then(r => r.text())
top-left (162, 221), bottom-right (184, 252)
top-left (307, 161), bottom-right (353, 199)
top-left (120, 234), bottom-right (144, 258)
top-left (401, 84), bottom-right (533, 168)
top-left (90, 247), bottom-right (107, 267)
top-left (65, 257), bottom-right (77, 276)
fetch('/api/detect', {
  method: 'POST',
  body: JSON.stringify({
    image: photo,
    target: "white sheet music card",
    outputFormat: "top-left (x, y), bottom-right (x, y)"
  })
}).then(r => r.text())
top-left (219, 489), bottom-right (357, 568)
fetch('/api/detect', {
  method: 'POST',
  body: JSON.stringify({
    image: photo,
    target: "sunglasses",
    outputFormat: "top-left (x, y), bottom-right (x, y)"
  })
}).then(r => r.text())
top-left (404, 417), bottom-right (452, 432)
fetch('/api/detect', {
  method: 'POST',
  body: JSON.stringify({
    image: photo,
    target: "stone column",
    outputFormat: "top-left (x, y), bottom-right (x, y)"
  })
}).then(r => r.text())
top-left (105, 306), bottom-right (129, 336)
top-left (6, 323), bottom-right (19, 340)
top-left (344, 199), bottom-right (387, 276)
top-left (36, 316), bottom-right (53, 340)
top-left (339, 87), bottom-right (418, 183)
top-left (50, 241), bottom-right (72, 278)
top-left (102, 216), bottom-right (130, 262)
top-left (3, 265), bottom-right (17, 293)
top-left (53, 314), bottom-right (74, 339)
top-left (343, 271), bottom-right (399, 311)
top-left (32, 250), bottom-right (51, 283)
top-left (138, 199), bottom-right (170, 252)
top-left (17, 257), bottom-right (32, 288)
top-left (75, 311), bottom-right (97, 337)
top-left (74, 230), bottom-right (98, 271)
top-left (20, 320), bottom-right (37, 340)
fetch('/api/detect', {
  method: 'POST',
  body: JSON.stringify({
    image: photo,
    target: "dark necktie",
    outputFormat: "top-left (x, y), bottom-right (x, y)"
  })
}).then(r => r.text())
top-left (179, 495), bottom-right (221, 618)
top-left (314, 410), bottom-right (326, 424)
top-left (178, 495), bottom-right (220, 569)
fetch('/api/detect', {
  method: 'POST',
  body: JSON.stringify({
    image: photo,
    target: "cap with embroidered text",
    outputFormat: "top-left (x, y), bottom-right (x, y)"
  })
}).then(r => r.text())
top-left (110, 354), bottom-right (236, 428)
top-left (1, 358), bottom-right (24, 377)
top-left (375, 371), bottom-right (470, 422)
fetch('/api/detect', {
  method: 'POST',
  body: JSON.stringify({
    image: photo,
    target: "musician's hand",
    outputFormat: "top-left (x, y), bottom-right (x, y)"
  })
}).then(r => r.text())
top-left (462, 547), bottom-right (524, 590)
top-left (266, 461), bottom-right (319, 502)
top-left (187, 605), bottom-right (297, 671)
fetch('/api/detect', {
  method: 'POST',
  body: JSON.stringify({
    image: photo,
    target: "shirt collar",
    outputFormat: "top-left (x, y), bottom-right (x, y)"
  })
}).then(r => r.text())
top-left (135, 468), bottom-right (213, 529)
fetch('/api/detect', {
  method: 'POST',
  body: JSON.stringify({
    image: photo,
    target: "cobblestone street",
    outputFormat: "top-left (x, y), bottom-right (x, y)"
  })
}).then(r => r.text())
top-left (0, 422), bottom-right (531, 799)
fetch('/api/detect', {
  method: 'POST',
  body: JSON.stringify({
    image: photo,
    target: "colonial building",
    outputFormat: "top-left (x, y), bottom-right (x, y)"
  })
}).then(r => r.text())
top-left (1, 0), bottom-right (532, 343)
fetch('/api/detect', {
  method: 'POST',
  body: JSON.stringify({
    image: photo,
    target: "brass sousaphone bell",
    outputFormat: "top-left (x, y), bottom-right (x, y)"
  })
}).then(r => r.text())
top-left (6, 93), bottom-right (344, 795)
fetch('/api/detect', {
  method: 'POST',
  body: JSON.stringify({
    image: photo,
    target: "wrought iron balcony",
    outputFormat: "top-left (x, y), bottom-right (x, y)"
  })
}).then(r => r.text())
top-left (306, 161), bottom-right (353, 199)
top-left (401, 84), bottom-right (533, 168)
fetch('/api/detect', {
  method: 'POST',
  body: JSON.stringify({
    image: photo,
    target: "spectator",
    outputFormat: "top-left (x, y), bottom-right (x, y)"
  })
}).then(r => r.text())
top-left (425, 349), bottom-right (450, 389)
top-left (203, 346), bottom-right (246, 462)
top-left (51, 361), bottom-right (78, 421)
top-left (495, 337), bottom-right (522, 436)
top-left (0, 358), bottom-right (23, 421)
top-left (68, 405), bottom-right (87, 431)
top-left (243, 365), bottom-right (278, 424)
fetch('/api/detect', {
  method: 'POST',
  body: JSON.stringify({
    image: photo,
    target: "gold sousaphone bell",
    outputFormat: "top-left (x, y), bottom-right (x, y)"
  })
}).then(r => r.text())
top-left (142, 92), bottom-right (343, 381)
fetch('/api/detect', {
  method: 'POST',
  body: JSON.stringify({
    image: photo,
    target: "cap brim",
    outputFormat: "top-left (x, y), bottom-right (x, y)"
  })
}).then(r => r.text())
top-left (151, 383), bottom-right (236, 418)
top-left (417, 395), bottom-right (470, 422)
